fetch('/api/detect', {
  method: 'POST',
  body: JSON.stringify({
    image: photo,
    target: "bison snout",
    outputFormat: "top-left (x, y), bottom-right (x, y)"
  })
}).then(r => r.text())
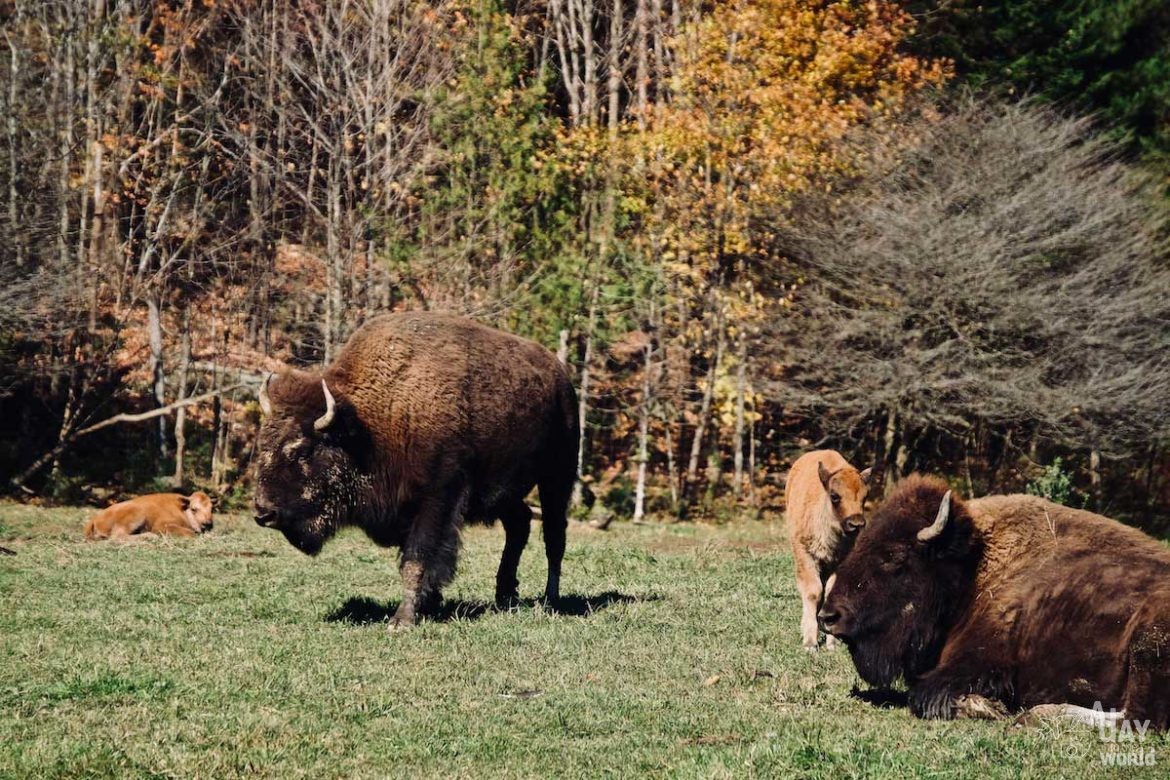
top-left (842, 514), bottom-right (865, 534)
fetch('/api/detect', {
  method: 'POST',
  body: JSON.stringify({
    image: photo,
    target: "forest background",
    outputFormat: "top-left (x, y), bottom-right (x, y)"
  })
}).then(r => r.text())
top-left (1, 0), bottom-right (1168, 529)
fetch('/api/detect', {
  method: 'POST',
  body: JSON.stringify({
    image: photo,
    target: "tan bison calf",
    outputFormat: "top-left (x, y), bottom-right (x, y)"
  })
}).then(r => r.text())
top-left (785, 450), bottom-right (872, 650)
top-left (84, 491), bottom-right (213, 540)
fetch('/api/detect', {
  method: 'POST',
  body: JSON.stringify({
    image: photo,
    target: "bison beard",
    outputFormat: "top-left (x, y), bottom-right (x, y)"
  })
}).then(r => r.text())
top-left (252, 312), bottom-right (579, 629)
top-left (821, 475), bottom-right (1170, 729)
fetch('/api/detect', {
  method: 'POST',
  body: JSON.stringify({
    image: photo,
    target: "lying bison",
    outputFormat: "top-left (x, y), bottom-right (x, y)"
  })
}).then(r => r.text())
top-left (84, 491), bottom-right (214, 540)
top-left (819, 474), bottom-right (1170, 730)
top-left (784, 450), bottom-right (872, 650)
top-left (253, 312), bottom-right (579, 628)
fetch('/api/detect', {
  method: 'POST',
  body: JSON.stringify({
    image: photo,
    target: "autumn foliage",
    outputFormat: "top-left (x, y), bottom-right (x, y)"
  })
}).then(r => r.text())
top-left (2, 0), bottom-right (1166, 523)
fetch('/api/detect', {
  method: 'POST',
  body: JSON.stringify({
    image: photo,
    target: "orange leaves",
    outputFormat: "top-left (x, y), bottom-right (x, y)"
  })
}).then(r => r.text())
top-left (605, 0), bottom-right (949, 299)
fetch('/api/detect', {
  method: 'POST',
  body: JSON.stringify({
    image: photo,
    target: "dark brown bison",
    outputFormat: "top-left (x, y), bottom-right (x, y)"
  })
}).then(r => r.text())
top-left (253, 312), bottom-right (579, 628)
top-left (819, 474), bottom-right (1170, 730)
top-left (84, 491), bottom-right (214, 540)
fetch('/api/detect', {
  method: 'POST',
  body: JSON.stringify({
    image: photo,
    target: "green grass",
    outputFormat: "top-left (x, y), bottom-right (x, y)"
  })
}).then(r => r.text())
top-left (1, 502), bottom-right (1166, 778)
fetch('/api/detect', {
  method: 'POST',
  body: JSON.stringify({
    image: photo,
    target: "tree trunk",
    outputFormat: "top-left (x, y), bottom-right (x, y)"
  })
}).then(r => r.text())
top-left (882, 406), bottom-right (899, 494)
top-left (634, 0), bottom-right (649, 124)
top-left (5, 4), bottom-right (23, 268)
top-left (49, 371), bottom-right (77, 482)
top-left (747, 402), bottom-right (757, 505)
top-left (632, 333), bottom-right (653, 522)
top-left (571, 281), bottom-right (600, 506)
top-left (1144, 445), bottom-right (1158, 509)
top-left (686, 311), bottom-right (724, 485)
top-left (606, 0), bottom-right (623, 131)
top-left (1089, 447), bottom-right (1101, 507)
top-left (556, 328), bottom-right (570, 365)
top-left (147, 293), bottom-right (168, 460)
top-left (732, 334), bottom-right (746, 499)
top-left (580, 0), bottom-right (598, 124)
top-left (171, 310), bottom-right (192, 487)
top-left (664, 410), bottom-right (679, 512)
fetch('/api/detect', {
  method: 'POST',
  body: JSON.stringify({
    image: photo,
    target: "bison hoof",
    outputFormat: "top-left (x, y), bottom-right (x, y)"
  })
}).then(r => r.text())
top-left (955, 694), bottom-right (1009, 721)
top-left (387, 611), bottom-right (417, 632)
top-left (495, 592), bottom-right (521, 611)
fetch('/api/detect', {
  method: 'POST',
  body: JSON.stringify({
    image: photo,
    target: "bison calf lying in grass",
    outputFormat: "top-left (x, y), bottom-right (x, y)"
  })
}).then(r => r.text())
top-left (785, 450), bottom-right (872, 650)
top-left (84, 491), bottom-right (214, 540)
top-left (820, 475), bottom-right (1170, 730)
top-left (253, 311), bottom-right (579, 629)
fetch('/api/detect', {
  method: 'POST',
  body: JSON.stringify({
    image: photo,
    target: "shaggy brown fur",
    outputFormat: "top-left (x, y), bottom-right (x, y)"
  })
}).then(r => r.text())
top-left (253, 311), bottom-right (579, 629)
top-left (84, 492), bottom-right (213, 540)
top-left (821, 474), bottom-right (1170, 730)
top-left (784, 450), bottom-right (872, 650)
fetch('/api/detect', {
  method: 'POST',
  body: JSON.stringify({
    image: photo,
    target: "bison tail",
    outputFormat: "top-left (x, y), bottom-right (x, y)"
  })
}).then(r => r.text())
top-left (83, 517), bottom-right (97, 540)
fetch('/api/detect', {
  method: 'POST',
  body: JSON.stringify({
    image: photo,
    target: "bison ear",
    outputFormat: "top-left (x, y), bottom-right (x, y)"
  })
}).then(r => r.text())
top-left (859, 467), bottom-right (873, 485)
top-left (818, 461), bottom-right (833, 489)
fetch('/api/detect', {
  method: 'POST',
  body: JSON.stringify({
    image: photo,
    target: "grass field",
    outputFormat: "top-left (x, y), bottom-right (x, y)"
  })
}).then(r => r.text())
top-left (2, 502), bottom-right (1166, 778)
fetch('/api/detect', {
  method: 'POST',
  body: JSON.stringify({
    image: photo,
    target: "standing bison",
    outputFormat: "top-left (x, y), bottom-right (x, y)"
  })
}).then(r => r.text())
top-left (784, 450), bottom-right (872, 650)
top-left (819, 475), bottom-right (1170, 730)
top-left (253, 312), bottom-right (579, 628)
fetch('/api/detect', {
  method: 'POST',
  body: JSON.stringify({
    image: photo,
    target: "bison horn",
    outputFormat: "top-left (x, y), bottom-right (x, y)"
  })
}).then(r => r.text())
top-left (258, 373), bottom-right (274, 416)
top-left (314, 380), bottom-right (337, 431)
top-left (917, 490), bottom-right (952, 542)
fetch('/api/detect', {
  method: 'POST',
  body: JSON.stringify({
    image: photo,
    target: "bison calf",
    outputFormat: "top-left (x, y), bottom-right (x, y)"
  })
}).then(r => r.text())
top-left (253, 312), bottom-right (579, 629)
top-left (784, 450), bottom-right (872, 650)
top-left (84, 492), bottom-right (213, 540)
top-left (820, 475), bottom-right (1170, 730)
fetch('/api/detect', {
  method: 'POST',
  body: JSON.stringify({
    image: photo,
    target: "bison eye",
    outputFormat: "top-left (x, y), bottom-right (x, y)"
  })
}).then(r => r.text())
top-left (830, 493), bottom-right (841, 505)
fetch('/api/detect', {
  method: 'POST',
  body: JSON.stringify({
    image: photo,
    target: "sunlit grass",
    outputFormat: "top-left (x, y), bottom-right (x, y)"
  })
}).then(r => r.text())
top-left (1, 502), bottom-right (1164, 778)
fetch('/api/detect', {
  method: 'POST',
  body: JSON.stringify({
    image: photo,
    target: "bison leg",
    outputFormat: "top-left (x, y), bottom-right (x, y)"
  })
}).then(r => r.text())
top-left (1123, 615), bottom-right (1170, 731)
top-left (822, 573), bottom-right (839, 650)
top-left (495, 501), bottom-right (532, 609)
top-left (909, 659), bottom-right (1013, 721)
top-left (109, 516), bottom-right (150, 538)
top-left (794, 550), bottom-right (823, 650)
top-left (390, 489), bottom-right (466, 630)
top-left (390, 559), bottom-right (427, 630)
top-left (538, 474), bottom-right (571, 607)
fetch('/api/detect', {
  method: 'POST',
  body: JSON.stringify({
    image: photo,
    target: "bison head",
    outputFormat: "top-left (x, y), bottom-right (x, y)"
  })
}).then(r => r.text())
top-left (253, 371), bottom-right (369, 555)
top-left (818, 475), bottom-right (981, 687)
top-left (818, 460), bottom-right (873, 536)
top-left (185, 491), bottom-right (214, 533)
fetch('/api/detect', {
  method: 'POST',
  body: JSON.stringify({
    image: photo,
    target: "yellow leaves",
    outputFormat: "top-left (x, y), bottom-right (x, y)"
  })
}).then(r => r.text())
top-left (543, 0), bottom-right (949, 344)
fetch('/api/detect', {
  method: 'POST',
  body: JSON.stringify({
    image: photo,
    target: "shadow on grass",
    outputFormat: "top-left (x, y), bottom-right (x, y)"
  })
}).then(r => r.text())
top-left (850, 686), bottom-right (909, 709)
top-left (325, 590), bottom-right (650, 626)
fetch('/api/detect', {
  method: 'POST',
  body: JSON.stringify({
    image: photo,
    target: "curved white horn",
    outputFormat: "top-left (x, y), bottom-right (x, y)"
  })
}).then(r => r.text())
top-left (258, 373), bottom-right (273, 416)
top-left (314, 380), bottom-right (337, 431)
top-left (917, 490), bottom-right (952, 542)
